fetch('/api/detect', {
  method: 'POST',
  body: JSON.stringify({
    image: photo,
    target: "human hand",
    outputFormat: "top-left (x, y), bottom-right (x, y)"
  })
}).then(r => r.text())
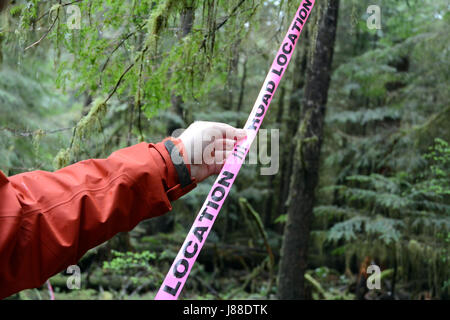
top-left (179, 121), bottom-right (247, 183)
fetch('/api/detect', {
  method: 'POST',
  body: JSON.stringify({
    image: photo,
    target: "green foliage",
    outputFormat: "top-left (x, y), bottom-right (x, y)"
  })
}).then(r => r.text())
top-left (102, 250), bottom-right (163, 299)
top-left (316, 1), bottom-right (449, 298)
top-left (274, 214), bottom-right (287, 224)
top-left (2, 0), bottom-right (262, 165)
top-left (103, 250), bottom-right (157, 274)
top-left (418, 138), bottom-right (450, 196)
top-left (305, 267), bottom-right (355, 300)
top-left (318, 138), bottom-right (449, 297)
top-left (0, 57), bottom-right (74, 174)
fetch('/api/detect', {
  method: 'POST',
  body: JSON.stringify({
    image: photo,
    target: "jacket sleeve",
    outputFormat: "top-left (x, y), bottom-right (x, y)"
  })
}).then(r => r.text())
top-left (0, 140), bottom-right (196, 299)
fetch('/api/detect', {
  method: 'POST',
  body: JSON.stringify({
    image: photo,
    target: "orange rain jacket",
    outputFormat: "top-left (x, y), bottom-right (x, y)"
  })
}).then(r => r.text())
top-left (0, 139), bottom-right (196, 299)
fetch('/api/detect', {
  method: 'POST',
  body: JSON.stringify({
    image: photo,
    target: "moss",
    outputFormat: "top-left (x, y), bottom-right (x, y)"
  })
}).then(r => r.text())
top-left (53, 147), bottom-right (70, 170)
top-left (75, 98), bottom-right (107, 141)
top-left (53, 289), bottom-right (98, 300)
top-left (307, 0), bottom-right (324, 68)
top-left (52, 98), bottom-right (107, 169)
top-left (31, 129), bottom-right (45, 154)
top-left (145, 0), bottom-right (177, 51)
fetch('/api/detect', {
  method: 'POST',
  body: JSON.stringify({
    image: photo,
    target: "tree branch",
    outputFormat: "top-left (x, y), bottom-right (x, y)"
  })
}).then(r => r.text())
top-left (0, 127), bottom-right (74, 137)
top-left (35, 0), bottom-right (84, 23)
top-left (215, 0), bottom-right (246, 31)
top-left (200, 0), bottom-right (247, 51)
top-left (25, 8), bottom-right (59, 51)
top-left (104, 62), bottom-right (135, 104)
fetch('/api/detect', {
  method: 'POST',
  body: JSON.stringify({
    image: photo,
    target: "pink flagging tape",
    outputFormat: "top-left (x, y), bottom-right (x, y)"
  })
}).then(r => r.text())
top-left (46, 280), bottom-right (55, 300)
top-left (155, 0), bottom-right (315, 300)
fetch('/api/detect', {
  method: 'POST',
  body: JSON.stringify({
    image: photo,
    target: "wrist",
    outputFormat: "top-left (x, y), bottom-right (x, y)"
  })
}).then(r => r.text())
top-left (162, 137), bottom-right (194, 188)
top-left (164, 137), bottom-right (191, 175)
top-left (150, 138), bottom-right (197, 202)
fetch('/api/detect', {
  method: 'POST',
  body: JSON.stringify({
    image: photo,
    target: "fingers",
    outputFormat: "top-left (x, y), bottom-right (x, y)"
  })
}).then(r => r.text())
top-left (210, 162), bottom-right (225, 176)
top-left (203, 147), bottom-right (232, 165)
top-left (213, 149), bottom-right (233, 164)
top-left (181, 122), bottom-right (247, 179)
top-left (214, 123), bottom-right (247, 140)
top-left (208, 154), bottom-right (232, 175)
top-left (214, 139), bottom-right (236, 151)
top-left (203, 139), bottom-right (234, 165)
top-left (212, 139), bottom-right (236, 164)
top-left (197, 121), bottom-right (246, 140)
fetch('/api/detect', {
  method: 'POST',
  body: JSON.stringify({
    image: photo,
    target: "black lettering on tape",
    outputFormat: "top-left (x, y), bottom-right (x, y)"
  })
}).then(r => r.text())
top-left (282, 42), bottom-right (293, 54)
top-left (207, 201), bottom-right (219, 210)
top-left (193, 226), bottom-right (208, 242)
top-left (288, 33), bottom-right (298, 45)
top-left (211, 186), bottom-right (226, 202)
top-left (163, 281), bottom-right (181, 296)
top-left (291, 22), bottom-right (301, 32)
top-left (199, 207), bottom-right (214, 222)
top-left (256, 104), bottom-right (265, 117)
top-left (232, 152), bottom-right (243, 160)
top-left (219, 171), bottom-right (235, 187)
top-left (272, 67), bottom-right (284, 77)
top-left (174, 259), bottom-right (189, 278)
top-left (183, 241), bottom-right (198, 259)
top-left (262, 94), bottom-right (272, 106)
top-left (266, 81), bottom-right (276, 94)
top-left (247, 118), bottom-right (261, 130)
top-left (299, 8), bottom-right (308, 20)
top-left (234, 147), bottom-right (245, 157)
top-left (303, 0), bottom-right (313, 11)
top-left (277, 53), bottom-right (287, 66)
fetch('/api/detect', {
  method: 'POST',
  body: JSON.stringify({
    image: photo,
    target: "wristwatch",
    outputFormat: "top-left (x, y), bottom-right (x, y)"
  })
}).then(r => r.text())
top-left (163, 137), bottom-right (193, 189)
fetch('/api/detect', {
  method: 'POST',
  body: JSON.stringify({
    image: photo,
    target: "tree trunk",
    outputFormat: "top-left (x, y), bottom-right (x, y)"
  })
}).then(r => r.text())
top-left (278, 0), bottom-right (339, 300)
top-left (277, 29), bottom-right (309, 222)
top-left (227, 38), bottom-right (241, 109)
top-left (236, 56), bottom-right (248, 127)
top-left (264, 84), bottom-right (286, 227)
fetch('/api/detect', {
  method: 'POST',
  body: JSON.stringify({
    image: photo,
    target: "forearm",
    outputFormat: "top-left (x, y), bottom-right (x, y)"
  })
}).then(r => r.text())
top-left (0, 140), bottom-right (196, 299)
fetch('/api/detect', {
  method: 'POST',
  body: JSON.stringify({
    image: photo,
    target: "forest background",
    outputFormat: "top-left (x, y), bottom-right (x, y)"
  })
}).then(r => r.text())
top-left (0, 0), bottom-right (448, 300)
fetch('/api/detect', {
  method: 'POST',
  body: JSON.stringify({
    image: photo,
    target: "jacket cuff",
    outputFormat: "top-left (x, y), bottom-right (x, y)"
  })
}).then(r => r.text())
top-left (149, 138), bottom-right (197, 202)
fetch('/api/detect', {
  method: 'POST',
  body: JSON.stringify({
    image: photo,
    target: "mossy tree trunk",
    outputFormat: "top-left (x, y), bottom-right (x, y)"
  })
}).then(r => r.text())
top-left (276, 29), bottom-right (309, 224)
top-left (278, 0), bottom-right (339, 300)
